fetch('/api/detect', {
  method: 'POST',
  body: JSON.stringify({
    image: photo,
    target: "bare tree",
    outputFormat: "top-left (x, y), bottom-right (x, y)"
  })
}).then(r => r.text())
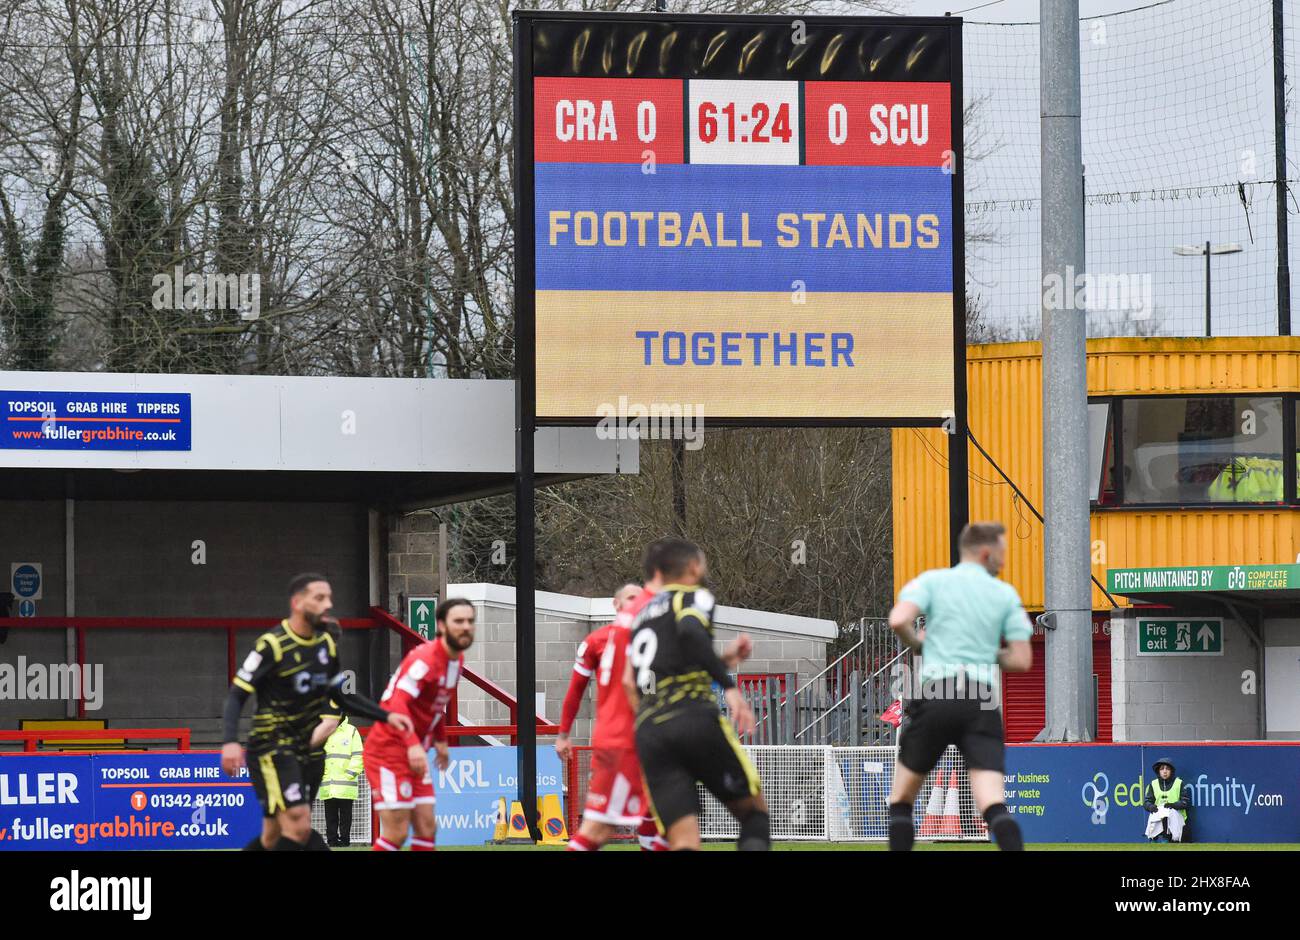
top-left (0, 0), bottom-right (91, 370)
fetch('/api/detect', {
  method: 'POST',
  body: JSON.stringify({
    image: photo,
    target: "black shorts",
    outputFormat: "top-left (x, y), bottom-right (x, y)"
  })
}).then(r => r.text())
top-left (897, 692), bottom-right (1006, 774)
top-left (635, 707), bottom-right (761, 829)
top-left (247, 748), bottom-right (312, 817)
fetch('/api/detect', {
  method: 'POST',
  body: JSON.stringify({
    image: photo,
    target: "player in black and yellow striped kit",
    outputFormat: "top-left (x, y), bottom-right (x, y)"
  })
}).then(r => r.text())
top-left (623, 538), bottom-right (770, 850)
top-left (221, 573), bottom-right (413, 850)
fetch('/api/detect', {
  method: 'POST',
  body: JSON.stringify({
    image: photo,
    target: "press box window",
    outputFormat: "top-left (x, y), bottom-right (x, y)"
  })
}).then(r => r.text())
top-left (1120, 396), bottom-right (1285, 504)
top-left (1088, 401), bottom-right (1118, 505)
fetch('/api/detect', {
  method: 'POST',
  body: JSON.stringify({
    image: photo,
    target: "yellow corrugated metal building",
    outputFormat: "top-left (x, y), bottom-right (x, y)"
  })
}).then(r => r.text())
top-left (893, 336), bottom-right (1300, 611)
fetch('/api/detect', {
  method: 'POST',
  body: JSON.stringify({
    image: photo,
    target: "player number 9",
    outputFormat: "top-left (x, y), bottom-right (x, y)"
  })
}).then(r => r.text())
top-left (629, 630), bottom-right (658, 694)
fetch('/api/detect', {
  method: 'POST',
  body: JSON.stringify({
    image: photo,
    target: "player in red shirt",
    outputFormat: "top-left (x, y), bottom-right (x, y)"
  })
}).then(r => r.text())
top-left (556, 565), bottom-right (666, 852)
top-left (365, 597), bottom-right (475, 851)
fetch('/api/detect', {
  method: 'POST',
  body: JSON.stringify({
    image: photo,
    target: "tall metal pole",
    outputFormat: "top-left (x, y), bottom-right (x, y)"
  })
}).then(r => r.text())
top-left (1037, 0), bottom-right (1093, 741)
top-left (512, 14), bottom-right (540, 840)
top-left (1275, 0), bottom-right (1291, 336)
top-left (1205, 240), bottom-right (1212, 338)
top-left (437, 522), bottom-right (447, 603)
top-left (671, 438), bottom-right (687, 534)
top-left (949, 24), bottom-right (969, 565)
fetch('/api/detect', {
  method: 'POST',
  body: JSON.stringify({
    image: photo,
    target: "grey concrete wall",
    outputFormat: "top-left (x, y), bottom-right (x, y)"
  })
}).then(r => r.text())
top-left (386, 512), bottom-right (438, 615)
top-left (73, 500), bottom-right (368, 617)
top-left (457, 601), bottom-right (578, 734)
top-left (0, 629), bottom-right (71, 722)
top-left (0, 498), bottom-right (367, 617)
top-left (1258, 617), bottom-right (1300, 739)
top-left (0, 499), bottom-right (67, 615)
top-left (1110, 609), bottom-right (1259, 741)
top-left (713, 624), bottom-right (825, 679)
top-left (0, 500), bottom-right (69, 721)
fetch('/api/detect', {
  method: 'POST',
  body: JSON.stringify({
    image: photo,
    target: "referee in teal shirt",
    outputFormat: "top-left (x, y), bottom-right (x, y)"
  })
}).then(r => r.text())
top-left (886, 521), bottom-right (1034, 851)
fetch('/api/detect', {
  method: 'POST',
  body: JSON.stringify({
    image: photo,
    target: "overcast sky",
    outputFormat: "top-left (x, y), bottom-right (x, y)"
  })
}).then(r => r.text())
top-left (908, 0), bottom-right (1162, 21)
top-left (895, 0), bottom-right (1290, 338)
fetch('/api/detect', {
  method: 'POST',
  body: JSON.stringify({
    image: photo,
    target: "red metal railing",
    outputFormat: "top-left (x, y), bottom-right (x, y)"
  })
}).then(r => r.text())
top-left (0, 727), bottom-right (190, 752)
top-left (366, 606), bottom-right (560, 744)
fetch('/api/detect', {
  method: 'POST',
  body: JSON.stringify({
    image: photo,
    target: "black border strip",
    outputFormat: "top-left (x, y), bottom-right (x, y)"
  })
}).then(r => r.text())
top-left (683, 78), bottom-right (691, 165)
top-left (797, 80), bottom-right (807, 165)
top-left (1285, 393), bottom-right (1296, 502)
top-left (947, 18), bottom-right (968, 559)
top-left (526, 11), bottom-right (953, 82)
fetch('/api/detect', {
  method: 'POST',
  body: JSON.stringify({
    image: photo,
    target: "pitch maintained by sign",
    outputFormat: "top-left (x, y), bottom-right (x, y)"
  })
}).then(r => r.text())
top-left (1108, 564), bottom-right (1300, 594)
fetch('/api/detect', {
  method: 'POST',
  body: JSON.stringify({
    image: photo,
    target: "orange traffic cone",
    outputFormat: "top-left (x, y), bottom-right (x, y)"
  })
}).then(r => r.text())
top-left (918, 769), bottom-right (945, 837)
top-left (939, 771), bottom-right (962, 837)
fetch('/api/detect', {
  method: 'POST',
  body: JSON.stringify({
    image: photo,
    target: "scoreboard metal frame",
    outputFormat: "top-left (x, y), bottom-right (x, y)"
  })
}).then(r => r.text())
top-left (515, 10), bottom-right (966, 432)
top-left (510, 10), bottom-right (967, 841)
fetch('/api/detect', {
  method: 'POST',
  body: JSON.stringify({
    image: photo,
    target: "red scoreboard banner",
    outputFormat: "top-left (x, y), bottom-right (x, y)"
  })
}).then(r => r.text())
top-left (534, 77), bottom-right (685, 164)
top-left (517, 13), bottom-right (963, 424)
top-left (803, 82), bottom-right (953, 167)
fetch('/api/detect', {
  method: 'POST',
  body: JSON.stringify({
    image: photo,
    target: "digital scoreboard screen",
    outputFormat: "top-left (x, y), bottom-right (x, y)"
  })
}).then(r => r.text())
top-left (518, 14), bottom-right (961, 423)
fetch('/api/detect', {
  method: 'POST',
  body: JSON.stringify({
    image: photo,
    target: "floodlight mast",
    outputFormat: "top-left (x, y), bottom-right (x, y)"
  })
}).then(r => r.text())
top-left (1038, 0), bottom-right (1093, 742)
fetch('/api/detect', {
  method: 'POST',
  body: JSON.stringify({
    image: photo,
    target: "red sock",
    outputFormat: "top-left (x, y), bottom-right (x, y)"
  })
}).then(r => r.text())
top-left (410, 838), bottom-right (435, 851)
top-left (372, 836), bottom-right (399, 852)
top-left (637, 816), bottom-right (668, 852)
top-left (567, 833), bottom-right (598, 851)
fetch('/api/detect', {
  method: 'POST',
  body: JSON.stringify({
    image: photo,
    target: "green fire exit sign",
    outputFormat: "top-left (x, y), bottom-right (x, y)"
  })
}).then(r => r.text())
top-left (407, 596), bottom-right (438, 640)
top-left (1136, 618), bottom-right (1223, 656)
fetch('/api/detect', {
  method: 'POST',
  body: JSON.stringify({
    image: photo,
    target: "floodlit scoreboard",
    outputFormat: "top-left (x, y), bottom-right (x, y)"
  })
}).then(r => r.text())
top-left (516, 13), bottom-right (963, 424)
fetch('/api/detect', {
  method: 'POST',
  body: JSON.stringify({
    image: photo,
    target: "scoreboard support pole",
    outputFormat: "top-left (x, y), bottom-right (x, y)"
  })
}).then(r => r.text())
top-left (513, 410), bottom-right (540, 843)
top-left (948, 410), bottom-right (969, 563)
top-left (949, 25), bottom-right (969, 565)
top-left (513, 15), bottom-right (541, 843)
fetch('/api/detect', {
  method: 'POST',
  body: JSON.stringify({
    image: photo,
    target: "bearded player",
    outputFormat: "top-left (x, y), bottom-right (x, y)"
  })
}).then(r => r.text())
top-left (365, 597), bottom-right (475, 851)
top-left (222, 574), bottom-right (412, 851)
top-left (555, 555), bottom-right (666, 852)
